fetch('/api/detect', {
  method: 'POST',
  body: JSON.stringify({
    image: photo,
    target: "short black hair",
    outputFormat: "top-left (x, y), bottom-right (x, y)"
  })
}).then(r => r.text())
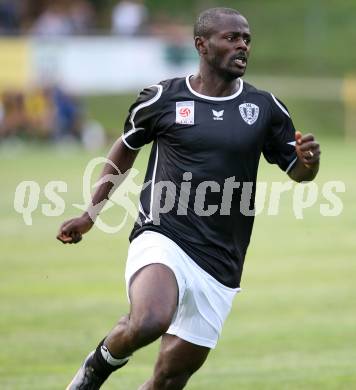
top-left (194, 7), bottom-right (241, 38)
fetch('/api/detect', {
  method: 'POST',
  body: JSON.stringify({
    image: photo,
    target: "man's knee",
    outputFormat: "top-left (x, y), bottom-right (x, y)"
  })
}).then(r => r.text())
top-left (128, 313), bottom-right (171, 345)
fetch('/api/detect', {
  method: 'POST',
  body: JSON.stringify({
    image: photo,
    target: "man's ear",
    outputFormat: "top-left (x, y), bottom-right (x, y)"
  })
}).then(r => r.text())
top-left (195, 36), bottom-right (208, 56)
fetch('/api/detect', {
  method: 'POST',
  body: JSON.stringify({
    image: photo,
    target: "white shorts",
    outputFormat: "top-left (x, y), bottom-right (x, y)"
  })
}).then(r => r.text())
top-left (125, 231), bottom-right (241, 349)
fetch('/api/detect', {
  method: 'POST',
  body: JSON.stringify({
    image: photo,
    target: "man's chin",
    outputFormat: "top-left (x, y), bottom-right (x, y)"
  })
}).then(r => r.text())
top-left (226, 68), bottom-right (246, 79)
top-left (235, 67), bottom-right (246, 77)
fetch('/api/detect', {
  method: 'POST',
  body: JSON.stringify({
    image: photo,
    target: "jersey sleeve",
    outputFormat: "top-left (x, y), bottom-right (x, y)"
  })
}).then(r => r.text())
top-left (121, 84), bottom-right (163, 150)
top-left (262, 94), bottom-right (298, 173)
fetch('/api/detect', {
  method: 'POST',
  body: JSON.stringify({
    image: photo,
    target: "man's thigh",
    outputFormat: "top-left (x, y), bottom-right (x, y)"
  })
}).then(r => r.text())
top-left (128, 264), bottom-right (179, 332)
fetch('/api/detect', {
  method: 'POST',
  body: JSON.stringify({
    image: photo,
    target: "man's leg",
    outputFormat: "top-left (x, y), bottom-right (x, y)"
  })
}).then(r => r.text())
top-left (105, 263), bottom-right (178, 356)
top-left (139, 334), bottom-right (210, 390)
top-left (67, 263), bottom-right (178, 389)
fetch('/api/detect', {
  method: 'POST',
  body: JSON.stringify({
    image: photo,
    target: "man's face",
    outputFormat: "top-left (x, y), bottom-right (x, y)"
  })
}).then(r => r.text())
top-left (200, 14), bottom-right (251, 79)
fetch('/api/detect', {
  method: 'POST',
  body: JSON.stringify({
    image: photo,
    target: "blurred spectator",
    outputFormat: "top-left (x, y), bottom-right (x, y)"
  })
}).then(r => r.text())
top-left (0, 90), bottom-right (29, 139)
top-left (0, 0), bottom-right (21, 34)
top-left (31, 2), bottom-right (74, 36)
top-left (30, 0), bottom-right (95, 36)
top-left (111, 0), bottom-right (148, 36)
top-left (25, 88), bottom-right (53, 138)
top-left (69, 0), bottom-right (94, 34)
top-left (50, 86), bottom-right (82, 142)
top-left (0, 86), bottom-right (83, 143)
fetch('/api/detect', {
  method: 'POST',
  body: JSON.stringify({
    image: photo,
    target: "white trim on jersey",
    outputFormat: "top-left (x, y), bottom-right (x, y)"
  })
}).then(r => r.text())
top-left (139, 201), bottom-right (149, 222)
top-left (122, 84), bottom-right (163, 149)
top-left (121, 134), bottom-right (143, 150)
top-left (286, 157), bottom-right (298, 173)
top-left (271, 93), bottom-right (291, 118)
top-left (185, 75), bottom-right (244, 101)
top-left (124, 127), bottom-right (145, 139)
top-left (148, 142), bottom-right (159, 221)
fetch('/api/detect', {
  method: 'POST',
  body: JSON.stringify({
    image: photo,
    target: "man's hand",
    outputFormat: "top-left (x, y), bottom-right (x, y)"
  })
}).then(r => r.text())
top-left (288, 131), bottom-right (321, 182)
top-left (295, 131), bottom-right (320, 168)
top-left (57, 213), bottom-right (94, 244)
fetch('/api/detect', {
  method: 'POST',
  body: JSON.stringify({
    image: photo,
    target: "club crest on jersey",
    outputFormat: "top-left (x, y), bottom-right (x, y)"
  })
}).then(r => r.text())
top-left (239, 103), bottom-right (260, 125)
top-left (212, 110), bottom-right (224, 121)
top-left (176, 101), bottom-right (194, 125)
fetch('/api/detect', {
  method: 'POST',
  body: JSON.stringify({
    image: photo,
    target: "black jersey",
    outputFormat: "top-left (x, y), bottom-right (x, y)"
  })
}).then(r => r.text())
top-left (122, 76), bottom-right (297, 288)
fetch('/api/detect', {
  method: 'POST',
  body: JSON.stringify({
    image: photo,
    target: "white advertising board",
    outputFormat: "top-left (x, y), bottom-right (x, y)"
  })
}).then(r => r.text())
top-left (30, 37), bottom-right (198, 93)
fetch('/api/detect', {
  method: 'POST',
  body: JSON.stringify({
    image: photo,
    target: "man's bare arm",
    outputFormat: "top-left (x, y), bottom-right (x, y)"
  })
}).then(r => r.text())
top-left (57, 138), bottom-right (138, 244)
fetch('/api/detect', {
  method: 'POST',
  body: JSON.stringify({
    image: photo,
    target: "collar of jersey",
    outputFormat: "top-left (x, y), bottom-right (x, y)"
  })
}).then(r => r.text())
top-left (185, 75), bottom-right (244, 101)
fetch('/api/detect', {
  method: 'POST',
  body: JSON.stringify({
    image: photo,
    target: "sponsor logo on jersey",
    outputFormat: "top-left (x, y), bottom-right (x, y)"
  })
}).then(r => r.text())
top-left (176, 101), bottom-right (195, 124)
top-left (239, 103), bottom-right (260, 125)
top-left (212, 110), bottom-right (224, 121)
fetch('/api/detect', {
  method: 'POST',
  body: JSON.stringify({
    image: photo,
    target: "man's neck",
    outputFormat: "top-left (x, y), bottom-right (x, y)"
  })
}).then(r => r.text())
top-left (189, 72), bottom-right (240, 97)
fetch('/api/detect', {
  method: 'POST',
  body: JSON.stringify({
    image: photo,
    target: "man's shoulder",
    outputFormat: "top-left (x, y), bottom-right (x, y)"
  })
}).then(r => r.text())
top-left (242, 80), bottom-right (274, 104)
top-left (157, 76), bottom-right (186, 93)
top-left (138, 77), bottom-right (185, 100)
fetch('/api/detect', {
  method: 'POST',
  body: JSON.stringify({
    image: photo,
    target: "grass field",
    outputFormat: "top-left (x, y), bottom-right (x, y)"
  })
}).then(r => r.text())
top-left (1, 136), bottom-right (355, 389)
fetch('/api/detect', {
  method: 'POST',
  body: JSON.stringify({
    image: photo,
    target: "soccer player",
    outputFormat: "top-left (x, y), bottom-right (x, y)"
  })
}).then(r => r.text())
top-left (57, 7), bottom-right (321, 390)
